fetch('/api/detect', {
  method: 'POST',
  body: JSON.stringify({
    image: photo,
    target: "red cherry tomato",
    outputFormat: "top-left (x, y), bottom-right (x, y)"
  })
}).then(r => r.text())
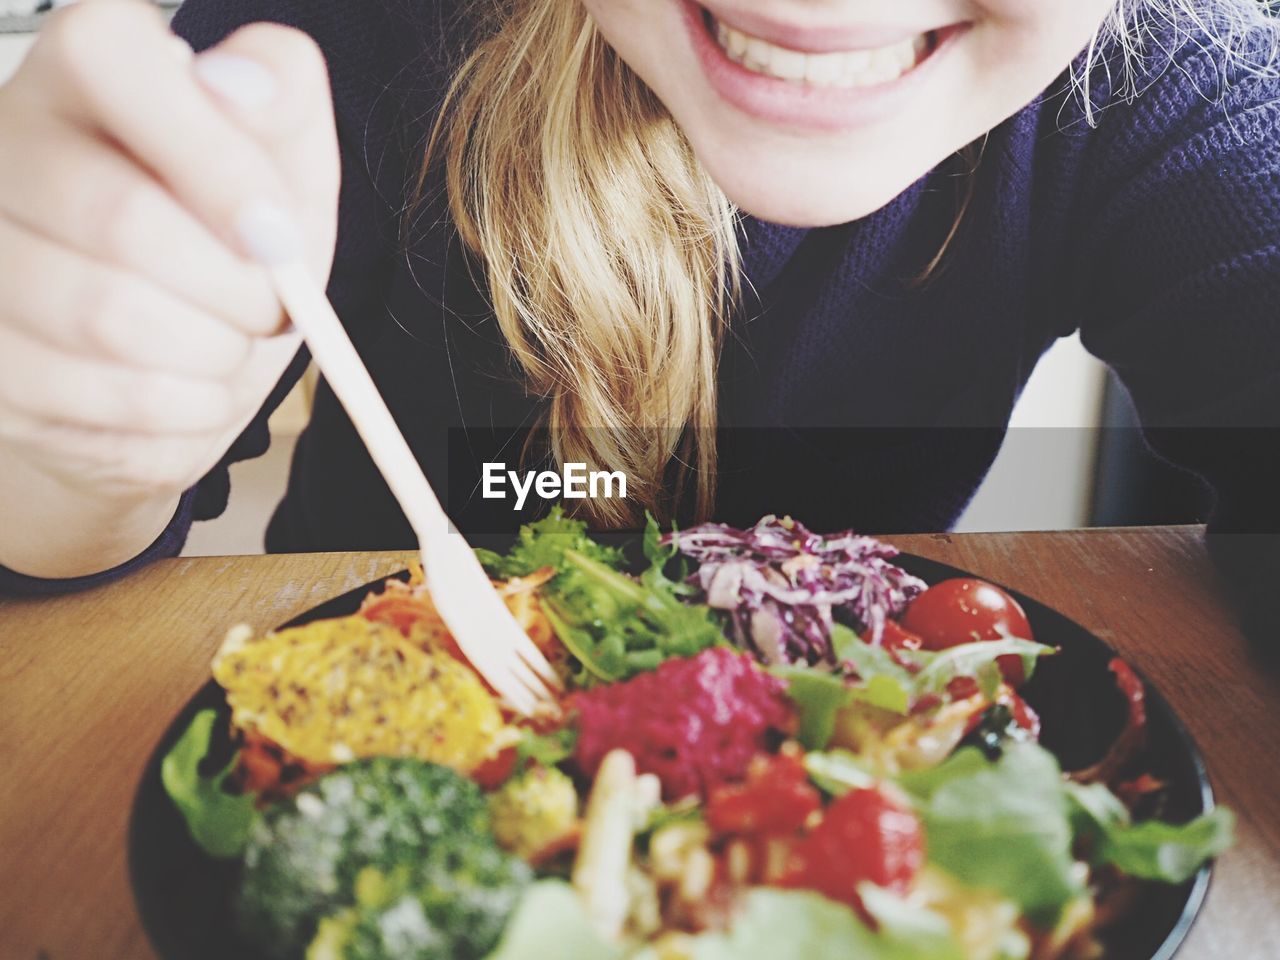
top-left (707, 753), bottom-right (822, 837)
top-left (780, 787), bottom-right (924, 905)
top-left (900, 578), bottom-right (1033, 685)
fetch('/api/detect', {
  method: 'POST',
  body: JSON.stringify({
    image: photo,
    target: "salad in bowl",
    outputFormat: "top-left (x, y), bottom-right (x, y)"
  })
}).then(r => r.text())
top-left (157, 512), bottom-right (1232, 960)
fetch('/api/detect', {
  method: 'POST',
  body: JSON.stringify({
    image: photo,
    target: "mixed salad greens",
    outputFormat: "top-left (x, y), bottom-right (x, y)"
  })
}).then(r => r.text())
top-left (163, 511), bottom-right (1233, 960)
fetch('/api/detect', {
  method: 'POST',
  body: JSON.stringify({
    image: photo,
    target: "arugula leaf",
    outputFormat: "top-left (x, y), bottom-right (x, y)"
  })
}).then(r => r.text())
top-left (642, 511), bottom-right (673, 568)
top-left (898, 743), bottom-right (1085, 926)
top-left (160, 709), bottom-right (257, 859)
top-left (515, 726), bottom-right (579, 769)
top-left (566, 549), bottom-right (720, 650)
top-left (540, 602), bottom-right (620, 684)
top-left (1066, 782), bottom-right (1235, 883)
top-left (475, 507), bottom-right (625, 579)
top-left (912, 637), bottom-right (1056, 698)
top-left (639, 512), bottom-right (700, 600)
top-left (675, 888), bottom-right (964, 960)
top-left (539, 547), bottom-right (724, 684)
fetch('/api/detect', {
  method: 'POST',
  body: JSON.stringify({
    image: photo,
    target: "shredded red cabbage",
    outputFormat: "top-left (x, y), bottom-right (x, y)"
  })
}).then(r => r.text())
top-left (664, 515), bottom-right (927, 666)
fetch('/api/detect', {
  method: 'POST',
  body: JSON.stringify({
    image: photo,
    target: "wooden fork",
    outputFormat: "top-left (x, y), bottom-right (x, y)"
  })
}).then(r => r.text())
top-left (267, 261), bottom-right (560, 716)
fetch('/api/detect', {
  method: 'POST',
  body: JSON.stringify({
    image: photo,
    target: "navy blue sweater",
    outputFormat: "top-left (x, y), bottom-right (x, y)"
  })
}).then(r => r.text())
top-left (5, 1), bottom-right (1280, 639)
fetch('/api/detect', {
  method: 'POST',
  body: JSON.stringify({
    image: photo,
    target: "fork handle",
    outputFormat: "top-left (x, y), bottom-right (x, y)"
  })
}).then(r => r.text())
top-left (269, 262), bottom-right (449, 542)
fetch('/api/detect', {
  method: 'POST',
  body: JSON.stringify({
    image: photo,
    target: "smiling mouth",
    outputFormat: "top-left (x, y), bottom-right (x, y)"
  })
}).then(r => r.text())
top-left (703, 9), bottom-right (939, 89)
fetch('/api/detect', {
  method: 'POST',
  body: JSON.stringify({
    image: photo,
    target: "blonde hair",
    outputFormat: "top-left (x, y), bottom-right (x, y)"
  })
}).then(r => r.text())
top-left (422, 0), bottom-right (738, 528)
top-left (422, 0), bottom-right (1276, 528)
top-left (1080, 0), bottom-right (1279, 121)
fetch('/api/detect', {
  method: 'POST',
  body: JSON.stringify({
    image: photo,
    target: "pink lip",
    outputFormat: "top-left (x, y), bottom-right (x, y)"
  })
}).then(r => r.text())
top-left (680, 0), bottom-right (969, 133)
top-left (704, 3), bottom-right (941, 54)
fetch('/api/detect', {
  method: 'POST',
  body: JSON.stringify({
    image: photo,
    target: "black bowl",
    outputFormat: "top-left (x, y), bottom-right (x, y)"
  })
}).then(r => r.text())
top-left (128, 553), bottom-right (1215, 960)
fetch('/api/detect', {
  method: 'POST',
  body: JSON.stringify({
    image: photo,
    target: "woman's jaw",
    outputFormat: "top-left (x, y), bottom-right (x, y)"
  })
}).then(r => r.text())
top-left (579, 0), bottom-right (1120, 228)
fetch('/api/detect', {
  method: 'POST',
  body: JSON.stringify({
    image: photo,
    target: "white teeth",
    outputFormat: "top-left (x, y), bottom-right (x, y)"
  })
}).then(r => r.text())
top-left (744, 36), bottom-right (773, 71)
top-left (712, 19), bottom-right (930, 88)
top-left (768, 47), bottom-right (808, 81)
top-left (804, 54), bottom-right (842, 85)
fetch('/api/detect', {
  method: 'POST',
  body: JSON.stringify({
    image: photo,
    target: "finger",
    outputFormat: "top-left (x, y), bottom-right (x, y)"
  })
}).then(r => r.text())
top-left (226, 327), bottom-right (305, 416)
top-left (195, 24), bottom-right (340, 214)
top-left (0, 414), bottom-right (230, 494)
top-left (0, 214), bottom-right (254, 378)
top-left (0, 322), bottom-right (237, 435)
top-left (0, 114), bottom-right (282, 335)
top-left (29, 0), bottom-right (305, 263)
top-left (194, 24), bottom-right (342, 277)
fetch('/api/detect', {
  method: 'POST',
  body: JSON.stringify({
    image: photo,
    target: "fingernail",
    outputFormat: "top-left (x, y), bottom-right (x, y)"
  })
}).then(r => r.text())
top-left (236, 202), bottom-right (303, 266)
top-left (193, 53), bottom-right (278, 110)
top-left (170, 36), bottom-right (195, 64)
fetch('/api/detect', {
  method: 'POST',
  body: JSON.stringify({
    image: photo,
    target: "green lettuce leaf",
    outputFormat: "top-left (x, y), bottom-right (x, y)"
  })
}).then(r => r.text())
top-left (911, 637), bottom-right (1054, 698)
top-left (673, 887), bottom-right (964, 960)
top-left (779, 630), bottom-right (1053, 750)
top-left (895, 743), bottom-right (1234, 925)
top-left (803, 750), bottom-right (878, 795)
top-left (483, 881), bottom-right (623, 960)
top-left (898, 743), bottom-right (1084, 926)
top-left (832, 623), bottom-right (916, 682)
top-left (160, 708), bottom-right (257, 859)
top-left (1066, 782), bottom-right (1235, 883)
top-left (774, 668), bottom-right (852, 749)
top-left (854, 674), bottom-right (914, 714)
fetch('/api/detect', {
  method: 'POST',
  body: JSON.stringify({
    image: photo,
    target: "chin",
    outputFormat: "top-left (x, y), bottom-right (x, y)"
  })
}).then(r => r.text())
top-left (723, 182), bottom-right (892, 229)
top-left (698, 146), bottom-right (925, 228)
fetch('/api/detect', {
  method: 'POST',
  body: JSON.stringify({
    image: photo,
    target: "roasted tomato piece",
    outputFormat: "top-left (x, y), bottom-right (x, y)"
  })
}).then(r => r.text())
top-left (470, 746), bottom-right (519, 790)
top-left (900, 578), bottom-right (1033, 685)
top-left (879, 619), bottom-right (924, 653)
top-left (780, 786), bottom-right (924, 906)
top-left (1002, 688), bottom-right (1041, 738)
top-left (707, 752), bottom-right (821, 837)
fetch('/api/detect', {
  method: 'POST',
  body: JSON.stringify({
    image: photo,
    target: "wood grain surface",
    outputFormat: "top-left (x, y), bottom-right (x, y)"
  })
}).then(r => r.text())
top-left (1, 527), bottom-right (1277, 960)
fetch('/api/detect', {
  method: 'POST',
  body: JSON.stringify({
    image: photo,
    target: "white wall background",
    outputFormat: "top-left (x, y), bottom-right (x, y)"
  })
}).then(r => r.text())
top-left (0, 32), bottom-right (31, 79)
top-left (955, 335), bottom-right (1106, 531)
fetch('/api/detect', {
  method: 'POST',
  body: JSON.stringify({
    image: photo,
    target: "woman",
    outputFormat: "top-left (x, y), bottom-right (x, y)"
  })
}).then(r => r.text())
top-left (0, 0), bottom-right (1277, 636)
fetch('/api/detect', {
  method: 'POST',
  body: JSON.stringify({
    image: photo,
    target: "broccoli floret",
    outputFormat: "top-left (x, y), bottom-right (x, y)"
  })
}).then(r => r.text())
top-left (236, 758), bottom-right (529, 960)
top-left (305, 855), bottom-right (530, 960)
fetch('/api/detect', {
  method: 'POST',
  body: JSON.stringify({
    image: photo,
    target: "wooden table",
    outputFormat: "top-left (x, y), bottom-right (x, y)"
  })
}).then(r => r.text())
top-left (2, 527), bottom-right (1278, 960)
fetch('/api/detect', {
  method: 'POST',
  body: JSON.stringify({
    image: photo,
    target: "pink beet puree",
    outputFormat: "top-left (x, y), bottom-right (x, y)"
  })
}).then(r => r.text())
top-left (572, 648), bottom-right (795, 800)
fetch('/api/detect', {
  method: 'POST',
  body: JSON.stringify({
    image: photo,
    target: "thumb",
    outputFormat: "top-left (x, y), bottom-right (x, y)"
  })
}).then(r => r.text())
top-left (191, 23), bottom-right (341, 282)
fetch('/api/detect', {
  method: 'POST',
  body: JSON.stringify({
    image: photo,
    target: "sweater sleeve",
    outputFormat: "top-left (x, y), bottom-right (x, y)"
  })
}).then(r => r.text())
top-left (0, 0), bottom-right (403, 596)
top-left (1071, 28), bottom-right (1280, 645)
